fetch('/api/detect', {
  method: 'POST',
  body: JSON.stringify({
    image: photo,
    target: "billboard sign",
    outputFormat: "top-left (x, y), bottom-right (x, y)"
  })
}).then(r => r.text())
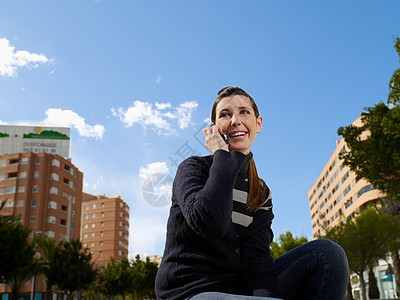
top-left (0, 125), bottom-right (70, 157)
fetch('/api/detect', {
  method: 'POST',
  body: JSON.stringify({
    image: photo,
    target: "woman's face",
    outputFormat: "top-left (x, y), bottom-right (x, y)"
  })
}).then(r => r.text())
top-left (215, 95), bottom-right (263, 155)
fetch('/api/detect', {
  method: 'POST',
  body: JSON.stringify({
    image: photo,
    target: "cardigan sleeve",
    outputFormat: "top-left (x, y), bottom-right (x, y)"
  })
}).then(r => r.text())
top-left (173, 150), bottom-right (248, 239)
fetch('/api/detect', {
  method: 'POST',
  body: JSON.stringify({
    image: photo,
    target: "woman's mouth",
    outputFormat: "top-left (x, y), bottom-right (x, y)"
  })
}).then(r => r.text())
top-left (229, 131), bottom-right (247, 139)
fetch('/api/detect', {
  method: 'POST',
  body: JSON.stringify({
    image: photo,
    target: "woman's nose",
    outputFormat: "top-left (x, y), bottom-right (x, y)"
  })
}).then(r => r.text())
top-left (230, 113), bottom-right (242, 126)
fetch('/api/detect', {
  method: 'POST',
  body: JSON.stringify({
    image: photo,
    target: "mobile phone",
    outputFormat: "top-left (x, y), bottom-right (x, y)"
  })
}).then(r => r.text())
top-left (210, 124), bottom-right (229, 147)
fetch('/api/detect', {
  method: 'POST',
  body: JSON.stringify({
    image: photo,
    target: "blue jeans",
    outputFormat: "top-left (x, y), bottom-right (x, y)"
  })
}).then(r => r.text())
top-left (190, 239), bottom-right (349, 300)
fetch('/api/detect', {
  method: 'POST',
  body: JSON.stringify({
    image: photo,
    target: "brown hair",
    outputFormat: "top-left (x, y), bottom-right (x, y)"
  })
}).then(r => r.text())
top-left (211, 86), bottom-right (266, 212)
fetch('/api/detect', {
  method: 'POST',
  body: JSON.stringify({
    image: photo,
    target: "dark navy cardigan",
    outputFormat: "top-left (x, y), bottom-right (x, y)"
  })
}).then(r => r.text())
top-left (155, 150), bottom-right (277, 300)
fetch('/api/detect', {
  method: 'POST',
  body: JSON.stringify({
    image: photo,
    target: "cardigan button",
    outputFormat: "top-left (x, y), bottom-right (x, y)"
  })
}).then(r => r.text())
top-left (234, 248), bottom-right (240, 255)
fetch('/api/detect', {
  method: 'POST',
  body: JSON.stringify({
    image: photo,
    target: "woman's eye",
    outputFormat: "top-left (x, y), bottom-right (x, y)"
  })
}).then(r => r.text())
top-left (241, 110), bottom-right (250, 115)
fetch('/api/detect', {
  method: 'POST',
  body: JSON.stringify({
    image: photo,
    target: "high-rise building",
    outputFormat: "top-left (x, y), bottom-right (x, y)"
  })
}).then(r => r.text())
top-left (0, 151), bottom-right (83, 295)
top-left (307, 117), bottom-right (397, 298)
top-left (81, 193), bottom-right (129, 265)
top-left (307, 117), bottom-right (385, 239)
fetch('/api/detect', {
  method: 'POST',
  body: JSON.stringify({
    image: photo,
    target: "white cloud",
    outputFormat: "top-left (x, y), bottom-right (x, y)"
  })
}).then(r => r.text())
top-left (43, 108), bottom-right (105, 140)
top-left (112, 100), bottom-right (198, 136)
top-left (155, 102), bottom-right (171, 110)
top-left (0, 37), bottom-right (51, 77)
top-left (156, 76), bottom-right (162, 84)
top-left (139, 161), bottom-right (169, 179)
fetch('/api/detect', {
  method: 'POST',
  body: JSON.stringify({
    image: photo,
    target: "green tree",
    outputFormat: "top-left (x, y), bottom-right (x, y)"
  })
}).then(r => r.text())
top-left (270, 231), bottom-right (308, 259)
top-left (102, 256), bottom-right (134, 300)
top-left (130, 255), bottom-right (158, 300)
top-left (322, 207), bottom-right (393, 300)
top-left (337, 37), bottom-right (400, 296)
top-left (337, 37), bottom-right (400, 204)
top-left (0, 204), bottom-right (35, 300)
top-left (49, 239), bottom-right (97, 300)
top-left (35, 236), bottom-right (62, 300)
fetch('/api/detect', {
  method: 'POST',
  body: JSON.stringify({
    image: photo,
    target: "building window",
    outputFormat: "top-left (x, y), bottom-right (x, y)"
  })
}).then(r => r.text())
top-left (52, 159), bottom-right (60, 167)
top-left (0, 160), bottom-right (6, 167)
top-left (0, 173), bottom-right (4, 181)
top-left (118, 250), bottom-right (122, 256)
top-left (32, 185), bottom-right (38, 193)
top-left (63, 178), bottom-right (70, 185)
top-left (119, 221), bottom-right (123, 227)
top-left (341, 171), bottom-right (349, 184)
top-left (91, 223), bottom-right (95, 228)
top-left (84, 224), bottom-right (88, 229)
top-left (343, 184), bottom-right (351, 196)
top-left (5, 200), bottom-right (15, 207)
top-left (101, 212), bottom-right (104, 217)
top-left (64, 165), bottom-right (70, 172)
top-left (100, 241), bottom-right (103, 246)
top-left (20, 171), bottom-right (27, 179)
top-left (85, 205), bottom-right (89, 210)
top-left (61, 205), bottom-right (67, 212)
top-left (48, 201), bottom-right (57, 209)
top-left (35, 158), bottom-right (40, 165)
top-left (30, 215), bottom-right (35, 223)
top-left (8, 172), bottom-right (18, 179)
top-left (85, 214), bottom-right (89, 219)
top-left (92, 213), bottom-right (96, 218)
top-left (31, 200), bottom-right (37, 207)
top-left (99, 251), bottom-right (103, 256)
top-left (92, 204), bottom-right (96, 209)
top-left (16, 200), bottom-right (24, 207)
top-left (9, 159), bottom-right (19, 165)
top-left (90, 242), bottom-right (94, 247)
top-left (101, 203), bottom-right (104, 208)
top-left (21, 157), bottom-right (28, 165)
top-left (84, 233), bottom-right (88, 238)
top-left (60, 219), bottom-right (67, 226)
top-left (100, 222), bottom-right (104, 227)
top-left (120, 212), bottom-right (124, 217)
top-left (50, 173), bottom-right (59, 181)
top-left (72, 210), bottom-right (75, 217)
top-left (34, 171), bottom-right (39, 179)
top-left (91, 232), bottom-right (95, 237)
top-left (83, 243), bottom-right (87, 248)
top-left (18, 186), bottom-right (26, 193)
top-left (6, 186), bottom-right (16, 194)
top-left (47, 216), bottom-right (56, 224)
top-left (100, 231), bottom-right (103, 236)
top-left (0, 188), bottom-right (3, 195)
top-left (49, 187), bottom-right (58, 195)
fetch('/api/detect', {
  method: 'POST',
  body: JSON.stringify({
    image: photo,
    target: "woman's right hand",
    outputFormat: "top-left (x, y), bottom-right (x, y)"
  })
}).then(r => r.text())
top-left (202, 125), bottom-right (229, 154)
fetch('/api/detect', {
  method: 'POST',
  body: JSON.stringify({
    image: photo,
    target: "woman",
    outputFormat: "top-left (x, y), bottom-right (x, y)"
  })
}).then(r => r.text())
top-left (155, 86), bottom-right (349, 300)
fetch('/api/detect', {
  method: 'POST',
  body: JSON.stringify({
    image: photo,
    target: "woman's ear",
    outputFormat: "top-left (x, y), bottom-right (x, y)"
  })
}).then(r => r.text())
top-left (256, 116), bottom-right (263, 133)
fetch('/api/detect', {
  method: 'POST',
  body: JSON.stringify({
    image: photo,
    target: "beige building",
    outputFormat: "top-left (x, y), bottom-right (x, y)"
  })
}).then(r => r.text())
top-left (308, 118), bottom-right (385, 238)
top-left (0, 151), bottom-right (83, 295)
top-left (81, 193), bottom-right (129, 265)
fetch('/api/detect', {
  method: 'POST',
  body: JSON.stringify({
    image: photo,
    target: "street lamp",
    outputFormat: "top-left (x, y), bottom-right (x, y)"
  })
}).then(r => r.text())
top-left (31, 252), bottom-right (41, 300)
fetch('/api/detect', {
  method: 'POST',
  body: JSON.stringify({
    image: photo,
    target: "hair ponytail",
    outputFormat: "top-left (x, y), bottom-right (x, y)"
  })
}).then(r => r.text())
top-left (247, 158), bottom-right (266, 212)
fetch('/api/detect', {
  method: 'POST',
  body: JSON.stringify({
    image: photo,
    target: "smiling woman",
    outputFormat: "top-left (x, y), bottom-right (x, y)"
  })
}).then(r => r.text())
top-left (155, 86), bottom-right (349, 300)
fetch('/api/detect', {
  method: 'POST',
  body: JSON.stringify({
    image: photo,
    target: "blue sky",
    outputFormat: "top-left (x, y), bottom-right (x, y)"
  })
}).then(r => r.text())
top-left (1, 1), bottom-right (399, 256)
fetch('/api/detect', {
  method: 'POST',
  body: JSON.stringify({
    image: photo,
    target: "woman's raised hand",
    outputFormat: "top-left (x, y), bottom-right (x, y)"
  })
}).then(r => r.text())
top-left (202, 125), bottom-right (229, 154)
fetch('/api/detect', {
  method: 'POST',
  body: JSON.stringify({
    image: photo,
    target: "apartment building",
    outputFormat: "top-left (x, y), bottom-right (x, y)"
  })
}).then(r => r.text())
top-left (0, 151), bottom-right (83, 295)
top-left (308, 117), bottom-right (385, 238)
top-left (81, 193), bottom-right (129, 265)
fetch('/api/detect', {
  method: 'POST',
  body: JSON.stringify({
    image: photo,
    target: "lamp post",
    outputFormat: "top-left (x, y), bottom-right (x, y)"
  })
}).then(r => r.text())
top-left (31, 252), bottom-right (41, 300)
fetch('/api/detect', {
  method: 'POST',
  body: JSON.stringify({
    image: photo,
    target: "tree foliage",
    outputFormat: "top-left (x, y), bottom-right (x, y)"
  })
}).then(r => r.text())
top-left (337, 37), bottom-right (400, 204)
top-left (270, 231), bottom-right (308, 259)
top-left (0, 204), bottom-right (35, 300)
top-left (322, 206), bottom-right (399, 300)
top-left (36, 238), bottom-right (96, 300)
